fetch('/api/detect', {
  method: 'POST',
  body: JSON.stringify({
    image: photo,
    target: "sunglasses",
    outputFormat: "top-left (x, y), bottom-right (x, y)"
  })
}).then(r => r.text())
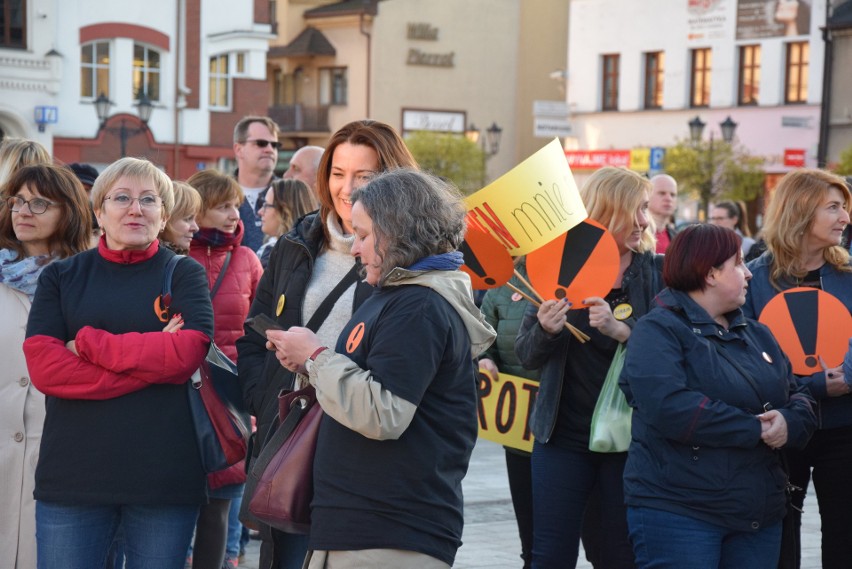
top-left (242, 139), bottom-right (281, 150)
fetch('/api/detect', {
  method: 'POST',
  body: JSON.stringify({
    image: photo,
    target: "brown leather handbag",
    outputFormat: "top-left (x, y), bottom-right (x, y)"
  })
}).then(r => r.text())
top-left (245, 385), bottom-right (322, 534)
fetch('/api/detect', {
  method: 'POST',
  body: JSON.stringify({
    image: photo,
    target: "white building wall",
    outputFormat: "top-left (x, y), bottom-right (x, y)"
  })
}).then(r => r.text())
top-left (0, 0), bottom-right (271, 150)
top-left (566, 0), bottom-right (826, 171)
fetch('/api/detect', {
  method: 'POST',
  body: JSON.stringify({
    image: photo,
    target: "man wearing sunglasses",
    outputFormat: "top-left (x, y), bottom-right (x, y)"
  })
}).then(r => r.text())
top-left (233, 116), bottom-right (282, 252)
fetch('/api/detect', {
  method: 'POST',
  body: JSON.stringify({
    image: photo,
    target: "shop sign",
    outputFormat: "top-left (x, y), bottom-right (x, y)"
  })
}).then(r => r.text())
top-left (564, 150), bottom-right (631, 170)
top-left (783, 148), bottom-right (806, 167)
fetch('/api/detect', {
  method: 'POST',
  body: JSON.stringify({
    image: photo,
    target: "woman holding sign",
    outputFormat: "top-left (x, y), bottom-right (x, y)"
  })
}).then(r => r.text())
top-left (622, 224), bottom-right (816, 569)
top-left (743, 168), bottom-right (852, 569)
top-left (516, 166), bottom-right (664, 569)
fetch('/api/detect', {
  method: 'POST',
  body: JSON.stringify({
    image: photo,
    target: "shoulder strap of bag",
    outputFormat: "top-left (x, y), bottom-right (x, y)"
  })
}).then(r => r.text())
top-left (304, 263), bottom-right (360, 333)
top-left (161, 254), bottom-right (186, 313)
top-left (209, 251), bottom-right (232, 300)
top-left (249, 394), bottom-right (313, 477)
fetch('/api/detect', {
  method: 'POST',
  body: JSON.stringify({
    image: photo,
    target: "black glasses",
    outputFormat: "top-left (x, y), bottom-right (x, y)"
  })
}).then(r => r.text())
top-left (6, 195), bottom-right (56, 215)
top-left (242, 139), bottom-right (281, 150)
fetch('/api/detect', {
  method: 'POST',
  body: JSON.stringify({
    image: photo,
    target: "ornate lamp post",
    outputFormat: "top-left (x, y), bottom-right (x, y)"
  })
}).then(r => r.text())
top-left (688, 115), bottom-right (737, 216)
top-left (465, 121), bottom-right (503, 187)
top-left (94, 91), bottom-right (154, 158)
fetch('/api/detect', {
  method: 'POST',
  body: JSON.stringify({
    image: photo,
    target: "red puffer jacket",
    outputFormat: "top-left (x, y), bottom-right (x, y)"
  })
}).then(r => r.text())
top-left (189, 222), bottom-right (263, 362)
top-left (190, 222), bottom-right (263, 489)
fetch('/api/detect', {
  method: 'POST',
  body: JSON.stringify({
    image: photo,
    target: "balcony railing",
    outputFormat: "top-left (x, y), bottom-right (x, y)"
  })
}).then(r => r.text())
top-left (268, 104), bottom-right (330, 133)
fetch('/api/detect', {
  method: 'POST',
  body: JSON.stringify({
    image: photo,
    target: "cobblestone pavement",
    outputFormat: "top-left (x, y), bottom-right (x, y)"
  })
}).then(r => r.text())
top-left (241, 439), bottom-right (823, 569)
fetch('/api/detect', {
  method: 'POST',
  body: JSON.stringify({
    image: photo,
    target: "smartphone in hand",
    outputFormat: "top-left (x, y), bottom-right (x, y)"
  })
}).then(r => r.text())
top-left (245, 313), bottom-right (283, 337)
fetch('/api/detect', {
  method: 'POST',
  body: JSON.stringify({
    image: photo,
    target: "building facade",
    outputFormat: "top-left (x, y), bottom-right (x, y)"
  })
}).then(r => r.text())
top-left (564, 0), bottom-right (832, 211)
top-left (267, 0), bottom-right (570, 186)
top-left (1, 0), bottom-right (274, 178)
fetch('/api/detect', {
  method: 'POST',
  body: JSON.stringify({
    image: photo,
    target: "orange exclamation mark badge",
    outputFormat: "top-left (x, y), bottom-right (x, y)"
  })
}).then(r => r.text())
top-left (459, 225), bottom-right (514, 290)
top-left (758, 287), bottom-right (852, 375)
top-left (526, 219), bottom-right (619, 308)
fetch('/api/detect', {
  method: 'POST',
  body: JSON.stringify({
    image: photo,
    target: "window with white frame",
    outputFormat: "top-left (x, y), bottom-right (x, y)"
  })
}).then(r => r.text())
top-left (80, 41), bottom-right (111, 99)
top-left (133, 43), bottom-right (161, 102)
top-left (319, 67), bottom-right (347, 106)
top-left (209, 54), bottom-right (230, 109)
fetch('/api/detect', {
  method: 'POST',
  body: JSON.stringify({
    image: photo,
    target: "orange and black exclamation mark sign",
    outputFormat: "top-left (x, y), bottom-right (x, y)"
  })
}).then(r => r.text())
top-left (784, 289), bottom-right (819, 369)
top-left (553, 223), bottom-right (604, 299)
top-left (346, 322), bottom-right (365, 354)
top-left (459, 226), bottom-right (514, 290)
top-left (526, 219), bottom-right (620, 307)
top-left (459, 241), bottom-right (495, 286)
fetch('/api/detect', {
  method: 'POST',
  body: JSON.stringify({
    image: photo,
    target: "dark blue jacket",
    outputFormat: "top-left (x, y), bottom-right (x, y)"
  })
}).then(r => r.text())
top-left (516, 251), bottom-right (663, 444)
top-left (744, 252), bottom-right (852, 429)
top-left (621, 288), bottom-right (816, 532)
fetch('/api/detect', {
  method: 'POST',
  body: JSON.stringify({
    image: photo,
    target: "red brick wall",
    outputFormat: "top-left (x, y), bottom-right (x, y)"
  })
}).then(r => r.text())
top-left (208, 77), bottom-right (272, 147)
top-left (254, 0), bottom-right (270, 24)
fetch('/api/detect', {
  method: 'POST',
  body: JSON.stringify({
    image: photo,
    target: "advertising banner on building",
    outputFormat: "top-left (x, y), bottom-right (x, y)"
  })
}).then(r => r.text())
top-left (687, 0), bottom-right (730, 42)
top-left (736, 0), bottom-right (812, 39)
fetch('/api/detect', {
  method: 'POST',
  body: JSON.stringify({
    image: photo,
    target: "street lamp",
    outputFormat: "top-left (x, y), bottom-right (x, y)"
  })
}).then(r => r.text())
top-left (688, 115), bottom-right (737, 217)
top-left (465, 121), bottom-right (503, 187)
top-left (94, 91), bottom-right (154, 158)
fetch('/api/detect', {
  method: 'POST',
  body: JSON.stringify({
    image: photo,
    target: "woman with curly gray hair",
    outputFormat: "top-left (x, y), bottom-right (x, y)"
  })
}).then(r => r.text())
top-left (266, 168), bottom-right (496, 568)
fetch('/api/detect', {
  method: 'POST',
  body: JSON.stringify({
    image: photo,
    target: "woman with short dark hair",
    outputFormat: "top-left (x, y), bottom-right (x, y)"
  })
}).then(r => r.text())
top-left (622, 223), bottom-right (816, 568)
top-left (266, 169), bottom-right (495, 568)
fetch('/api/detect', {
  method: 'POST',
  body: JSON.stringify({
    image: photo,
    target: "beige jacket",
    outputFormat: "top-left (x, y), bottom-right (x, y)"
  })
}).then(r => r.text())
top-left (307, 268), bottom-right (496, 441)
top-left (0, 283), bottom-right (42, 568)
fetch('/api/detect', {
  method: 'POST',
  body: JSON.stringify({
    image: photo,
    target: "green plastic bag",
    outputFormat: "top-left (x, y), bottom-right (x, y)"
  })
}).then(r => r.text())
top-left (589, 343), bottom-right (632, 453)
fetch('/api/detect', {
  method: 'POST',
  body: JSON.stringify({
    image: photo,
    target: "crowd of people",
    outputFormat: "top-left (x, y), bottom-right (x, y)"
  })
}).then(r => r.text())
top-left (0, 116), bottom-right (850, 569)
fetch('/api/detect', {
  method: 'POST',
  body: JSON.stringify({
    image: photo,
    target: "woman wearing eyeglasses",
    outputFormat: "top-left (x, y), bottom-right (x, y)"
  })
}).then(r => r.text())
top-left (0, 164), bottom-right (91, 569)
top-left (23, 157), bottom-right (215, 568)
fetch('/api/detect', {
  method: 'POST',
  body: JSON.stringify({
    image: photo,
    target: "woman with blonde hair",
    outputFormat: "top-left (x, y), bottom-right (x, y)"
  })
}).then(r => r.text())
top-left (257, 178), bottom-right (318, 267)
top-left (0, 138), bottom-right (51, 187)
top-left (743, 168), bottom-right (852, 569)
top-left (516, 166), bottom-right (665, 568)
top-left (161, 181), bottom-right (201, 254)
top-left (23, 157), bottom-right (214, 568)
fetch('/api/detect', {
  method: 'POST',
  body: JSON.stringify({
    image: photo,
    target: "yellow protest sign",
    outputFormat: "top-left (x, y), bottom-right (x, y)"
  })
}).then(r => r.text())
top-left (477, 370), bottom-right (538, 452)
top-left (465, 138), bottom-right (587, 256)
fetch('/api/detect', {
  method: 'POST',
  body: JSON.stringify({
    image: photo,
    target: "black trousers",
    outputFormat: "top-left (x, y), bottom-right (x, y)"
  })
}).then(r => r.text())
top-left (505, 449), bottom-right (534, 569)
top-left (779, 424), bottom-right (852, 569)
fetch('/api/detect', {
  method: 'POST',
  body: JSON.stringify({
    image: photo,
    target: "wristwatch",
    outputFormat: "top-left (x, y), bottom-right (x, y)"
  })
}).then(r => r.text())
top-left (304, 346), bottom-right (328, 374)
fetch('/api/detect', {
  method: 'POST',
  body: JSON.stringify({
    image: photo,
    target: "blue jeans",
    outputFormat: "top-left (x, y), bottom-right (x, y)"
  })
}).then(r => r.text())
top-left (530, 442), bottom-right (634, 569)
top-left (36, 501), bottom-right (198, 569)
top-left (627, 507), bottom-right (782, 569)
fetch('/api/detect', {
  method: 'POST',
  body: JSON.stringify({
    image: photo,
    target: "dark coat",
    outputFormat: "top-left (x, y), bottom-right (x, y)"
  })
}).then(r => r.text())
top-left (515, 251), bottom-right (664, 443)
top-left (621, 288), bottom-right (816, 532)
top-left (235, 213), bottom-right (373, 459)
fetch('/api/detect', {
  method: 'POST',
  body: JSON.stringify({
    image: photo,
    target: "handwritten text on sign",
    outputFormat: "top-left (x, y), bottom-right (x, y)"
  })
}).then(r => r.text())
top-left (465, 138), bottom-right (587, 256)
top-left (477, 371), bottom-right (539, 453)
